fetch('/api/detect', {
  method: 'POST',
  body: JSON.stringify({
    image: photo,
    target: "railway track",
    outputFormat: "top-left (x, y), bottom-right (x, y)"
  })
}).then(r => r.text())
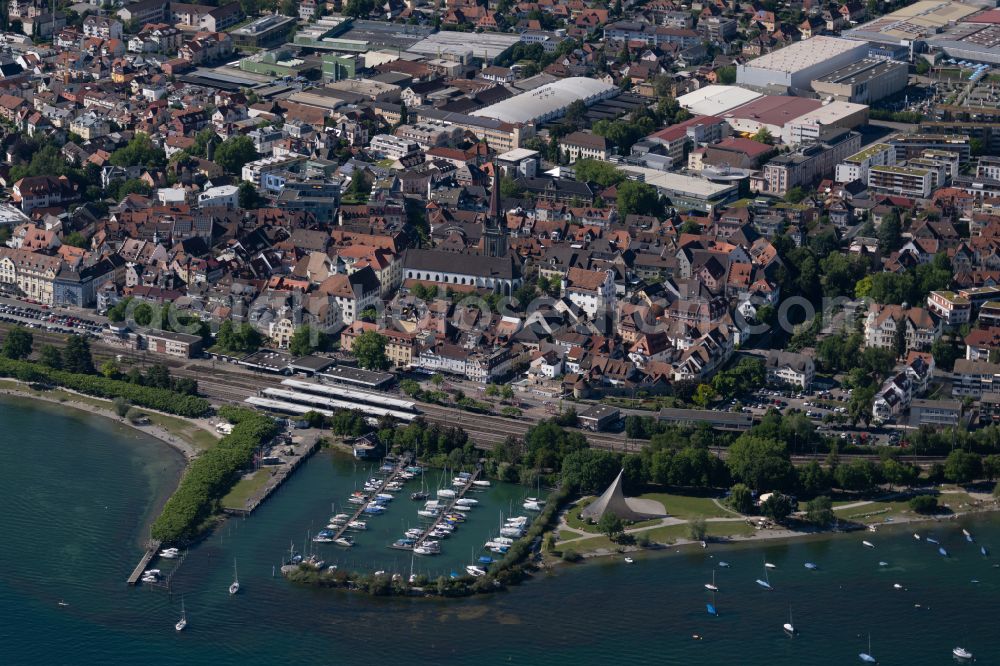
top-left (0, 321), bottom-right (950, 465)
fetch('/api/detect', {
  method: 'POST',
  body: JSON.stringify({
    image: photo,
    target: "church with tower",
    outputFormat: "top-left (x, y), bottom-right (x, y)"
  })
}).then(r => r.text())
top-left (402, 164), bottom-right (522, 296)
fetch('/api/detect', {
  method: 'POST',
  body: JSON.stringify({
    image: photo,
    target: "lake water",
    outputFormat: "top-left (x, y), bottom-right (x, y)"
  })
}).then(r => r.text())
top-left (2, 396), bottom-right (999, 665)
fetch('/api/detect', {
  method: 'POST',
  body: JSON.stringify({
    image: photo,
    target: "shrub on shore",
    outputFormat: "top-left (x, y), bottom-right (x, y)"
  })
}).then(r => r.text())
top-left (151, 408), bottom-right (276, 543)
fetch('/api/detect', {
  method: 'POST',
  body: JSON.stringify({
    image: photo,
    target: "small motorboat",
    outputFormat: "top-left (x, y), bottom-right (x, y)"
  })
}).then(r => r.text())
top-left (982, 546), bottom-right (989, 557)
top-left (804, 562), bottom-right (818, 570)
top-left (862, 540), bottom-right (875, 549)
top-left (893, 583), bottom-right (903, 590)
top-left (939, 547), bottom-right (950, 558)
top-left (926, 537), bottom-right (940, 545)
top-left (953, 647), bottom-right (973, 660)
top-left (58, 600), bottom-right (69, 607)
top-left (473, 480), bottom-right (491, 487)
top-left (718, 561), bottom-right (730, 568)
top-left (624, 557), bottom-right (634, 564)
top-left (764, 562), bottom-right (777, 569)
top-left (913, 533), bottom-right (921, 541)
top-left (878, 561), bottom-right (889, 567)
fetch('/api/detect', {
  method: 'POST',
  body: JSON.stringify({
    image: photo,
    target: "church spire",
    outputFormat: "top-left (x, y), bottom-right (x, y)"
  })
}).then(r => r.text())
top-left (484, 161), bottom-right (507, 258)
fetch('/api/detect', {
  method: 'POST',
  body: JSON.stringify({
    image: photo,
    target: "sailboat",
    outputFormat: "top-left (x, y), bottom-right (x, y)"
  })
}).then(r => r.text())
top-left (981, 546), bottom-right (989, 557)
top-left (756, 560), bottom-right (772, 590)
top-left (229, 559), bottom-right (240, 595)
top-left (953, 646), bottom-right (973, 660)
top-left (704, 570), bottom-right (718, 591)
top-left (783, 606), bottom-right (796, 635)
top-left (175, 597), bottom-right (187, 632)
top-left (859, 634), bottom-right (876, 663)
top-left (706, 588), bottom-right (718, 617)
top-left (963, 529), bottom-right (973, 543)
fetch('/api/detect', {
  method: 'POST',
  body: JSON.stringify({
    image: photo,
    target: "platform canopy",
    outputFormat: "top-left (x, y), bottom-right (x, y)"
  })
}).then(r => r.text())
top-left (581, 470), bottom-right (666, 523)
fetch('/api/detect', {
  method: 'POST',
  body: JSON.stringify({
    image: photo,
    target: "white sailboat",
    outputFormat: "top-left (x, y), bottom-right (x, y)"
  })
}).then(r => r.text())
top-left (953, 646), bottom-right (973, 660)
top-left (229, 559), bottom-right (240, 595)
top-left (175, 597), bottom-right (187, 632)
top-left (705, 570), bottom-right (718, 591)
top-left (783, 606), bottom-right (796, 635)
top-left (756, 560), bottom-right (772, 590)
top-left (859, 634), bottom-right (876, 663)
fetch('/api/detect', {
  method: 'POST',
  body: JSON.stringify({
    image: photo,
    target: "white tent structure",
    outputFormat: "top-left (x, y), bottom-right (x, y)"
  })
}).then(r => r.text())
top-left (581, 470), bottom-right (666, 523)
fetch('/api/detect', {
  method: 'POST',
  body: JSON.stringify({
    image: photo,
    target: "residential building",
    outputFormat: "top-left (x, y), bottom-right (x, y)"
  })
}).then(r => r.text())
top-left (927, 291), bottom-right (971, 327)
top-left (559, 131), bottom-right (612, 163)
top-left (764, 350), bottom-right (815, 389)
top-left (868, 165), bottom-right (933, 198)
top-left (761, 129), bottom-right (861, 196)
top-left (908, 399), bottom-right (962, 428)
top-left (562, 267), bottom-right (616, 320)
top-left (864, 303), bottom-right (940, 353)
top-left (836, 143), bottom-right (894, 184)
top-left (0, 248), bottom-right (61, 305)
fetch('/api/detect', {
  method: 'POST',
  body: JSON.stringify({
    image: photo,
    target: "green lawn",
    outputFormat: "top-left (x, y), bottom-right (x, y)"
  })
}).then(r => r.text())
top-left (221, 469), bottom-right (274, 510)
top-left (835, 500), bottom-right (912, 523)
top-left (643, 520), bottom-right (755, 544)
top-left (637, 493), bottom-right (733, 519)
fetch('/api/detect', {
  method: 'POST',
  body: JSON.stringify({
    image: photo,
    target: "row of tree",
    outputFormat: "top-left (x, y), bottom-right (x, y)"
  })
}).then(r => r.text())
top-left (151, 407), bottom-right (277, 542)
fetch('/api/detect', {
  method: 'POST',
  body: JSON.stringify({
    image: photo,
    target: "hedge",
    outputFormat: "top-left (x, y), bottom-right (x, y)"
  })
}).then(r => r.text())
top-left (0, 357), bottom-right (211, 417)
top-left (151, 407), bottom-right (276, 543)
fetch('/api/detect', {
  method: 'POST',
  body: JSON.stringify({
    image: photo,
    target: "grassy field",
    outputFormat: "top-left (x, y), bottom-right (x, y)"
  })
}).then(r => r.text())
top-left (221, 469), bottom-right (273, 510)
top-left (638, 492), bottom-right (733, 519)
top-left (643, 520), bottom-right (756, 544)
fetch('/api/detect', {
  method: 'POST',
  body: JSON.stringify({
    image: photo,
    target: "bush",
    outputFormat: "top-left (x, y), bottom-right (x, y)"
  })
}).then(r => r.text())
top-left (561, 549), bottom-right (581, 562)
top-left (113, 396), bottom-right (130, 418)
top-left (151, 409), bottom-right (277, 543)
top-left (0, 357), bottom-right (211, 417)
top-left (909, 495), bottom-right (939, 514)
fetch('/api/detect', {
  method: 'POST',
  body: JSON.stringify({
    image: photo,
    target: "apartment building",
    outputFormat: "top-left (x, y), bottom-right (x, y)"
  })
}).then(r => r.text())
top-left (868, 164), bottom-right (932, 198)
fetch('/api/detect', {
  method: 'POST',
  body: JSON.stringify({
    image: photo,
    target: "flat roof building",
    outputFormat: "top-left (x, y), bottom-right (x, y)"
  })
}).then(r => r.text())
top-left (737, 36), bottom-right (870, 91)
top-left (677, 85), bottom-right (763, 116)
top-left (407, 30), bottom-right (520, 63)
top-left (470, 77), bottom-right (619, 125)
top-left (811, 59), bottom-right (909, 104)
top-left (617, 164), bottom-right (739, 213)
top-left (230, 14), bottom-right (296, 49)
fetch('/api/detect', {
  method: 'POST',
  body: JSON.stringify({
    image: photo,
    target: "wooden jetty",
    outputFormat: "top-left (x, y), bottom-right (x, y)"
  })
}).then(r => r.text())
top-left (126, 541), bottom-right (161, 586)
top-left (329, 457), bottom-right (410, 544)
top-left (412, 469), bottom-right (481, 551)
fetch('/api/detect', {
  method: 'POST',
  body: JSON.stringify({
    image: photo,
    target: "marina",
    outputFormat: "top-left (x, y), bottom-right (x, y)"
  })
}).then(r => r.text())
top-left (5, 398), bottom-right (1000, 665)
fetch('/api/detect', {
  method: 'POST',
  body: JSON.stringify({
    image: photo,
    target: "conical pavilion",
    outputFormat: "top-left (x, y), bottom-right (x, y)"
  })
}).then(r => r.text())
top-left (581, 470), bottom-right (666, 522)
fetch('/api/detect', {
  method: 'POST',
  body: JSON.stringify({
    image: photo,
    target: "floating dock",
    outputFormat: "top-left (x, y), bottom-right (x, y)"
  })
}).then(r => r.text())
top-left (126, 541), bottom-right (161, 586)
top-left (411, 469), bottom-right (481, 551)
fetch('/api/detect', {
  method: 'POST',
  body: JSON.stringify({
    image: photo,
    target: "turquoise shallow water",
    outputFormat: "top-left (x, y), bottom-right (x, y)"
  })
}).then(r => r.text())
top-left (2, 396), bottom-right (999, 665)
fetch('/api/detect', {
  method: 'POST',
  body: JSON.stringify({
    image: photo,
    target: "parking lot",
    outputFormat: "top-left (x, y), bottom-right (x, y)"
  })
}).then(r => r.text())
top-left (0, 302), bottom-right (105, 337)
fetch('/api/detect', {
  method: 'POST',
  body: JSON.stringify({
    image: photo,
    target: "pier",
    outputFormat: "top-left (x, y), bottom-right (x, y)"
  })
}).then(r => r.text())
top-left (126, 541), bottom-right (161, 586)
top-left (412, 468), bottom-right (481, 551)
top-left (329, 456), bottom-right (411, 544)
top-left (223, 434), bottom-right (321, 517)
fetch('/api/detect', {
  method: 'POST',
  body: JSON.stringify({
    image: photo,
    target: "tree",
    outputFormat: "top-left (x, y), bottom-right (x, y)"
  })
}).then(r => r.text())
top-left (760, 492), bottom-right (793, 523)
top-left (797, 461), bottom-right (832, 495)
top-left (688, 515), bottom-right (707, 541)
top-left (727, 483), bottom-right (754, 514)
top-left (597, 512), bottom-right (625, 542)
top-left (62, 335), bottom-right (95, 374)
top-left (561, 449), bottom-right (620, 493)
top-left (289, 325), bottom-right (326, 357)
top-left (784, 186), bottom-right (807, 203)
top-left (877, 210), bottom-right (902, 252)
top-left (715, 66), bottom-right (736, 84)
top-left (616, 179), bottom-right (663, 217)
top-left (214, 135), bottom-right (258, 174)
top-left (944, 450), bottom-right (982, 484)
top-left (805, 495), bottom-right (834, 526)
top-left (751, 127), bottom-right (774, 145)
top-left (692, 383), bottom-right (718, 408)
top-left (113, 396), bottom-right (131, 418)
top-left (882, 458), bottom-right (918, 490)
top-left (63, 231), bottom-right (89, 248)
top-left (238, 181), bottom-right (263, 209)
top-left (726, 435), bottom-right (794, 491)
top-left (834, 459), bottom-right (881, 492)
top-left (1, 326), bottom-right (33, 360)
top-left (343, 0), bottom-right (375, 18)
top-left (930, 337), bottom-right (962, 372)
top-left (573, 158), bottom-right (626, 188)
top-left (909, 495), bottom-right (939, 514)
top-left (100, 359), bottom-right (120, 379)
top-left (353, 330), bottom-right (390, 370)
top-left (38, 344), bottom-right (62, 369)
top-left (109, 133), bottom-right (165, 169)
